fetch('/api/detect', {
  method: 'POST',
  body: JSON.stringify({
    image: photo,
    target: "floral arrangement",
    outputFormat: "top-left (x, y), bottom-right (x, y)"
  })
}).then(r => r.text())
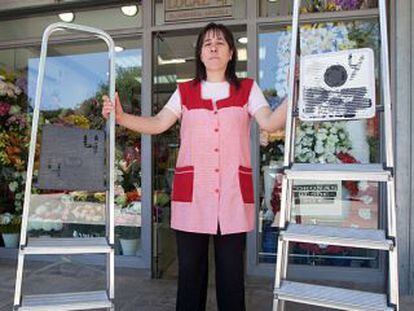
top-left (294, 121), bottom-right (352, 163)
top-left (273, 20), bottom-right (379, 99)
top-left (0, 212), bottom-right (21, 234)
top-left (0, 70), bottom-right (30, 214)
top-left (0, 66), bottom-right (145, 242)
top-left (300, 0), bottom-right (374, 13)
top-left (260, 129), bottom-right (285, 165)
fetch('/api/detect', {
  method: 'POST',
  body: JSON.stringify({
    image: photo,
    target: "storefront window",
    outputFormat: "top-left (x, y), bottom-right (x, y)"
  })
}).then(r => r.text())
top-left (154, 0), bottom-right (246, 26)
top-left (0, 36), bottom-right (143, 256)
top-left (259, 0), bottom-right (378, 18)
top-left (258, 19), bottom-right (382, 267)
top-left (0, 4), bottom-right (142, 43)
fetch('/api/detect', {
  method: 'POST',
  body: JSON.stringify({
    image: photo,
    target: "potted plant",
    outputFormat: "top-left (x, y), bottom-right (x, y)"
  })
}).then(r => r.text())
top-left (0, 212), bottom-right (21, 248)
top-left (117, 225), bottom-right (140, 256)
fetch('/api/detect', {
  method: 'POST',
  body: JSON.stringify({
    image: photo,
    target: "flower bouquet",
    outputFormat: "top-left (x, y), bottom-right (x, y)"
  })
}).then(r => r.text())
top-left (0, 212), bottom-right (21, 234)
top-left (0, 70), bottom-right (31, 214)
top-left (0, 212), bottom-right (21, 248)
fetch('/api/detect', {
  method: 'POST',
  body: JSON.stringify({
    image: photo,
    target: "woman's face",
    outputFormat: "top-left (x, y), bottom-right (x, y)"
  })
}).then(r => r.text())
top-left (200, 29), bottom-right (233, 73)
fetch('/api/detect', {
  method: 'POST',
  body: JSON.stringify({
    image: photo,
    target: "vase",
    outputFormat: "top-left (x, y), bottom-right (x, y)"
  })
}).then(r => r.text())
top-left (2, 233), bottom-right (19, 248)
top-left (120, 238), bottom-right (139, 256)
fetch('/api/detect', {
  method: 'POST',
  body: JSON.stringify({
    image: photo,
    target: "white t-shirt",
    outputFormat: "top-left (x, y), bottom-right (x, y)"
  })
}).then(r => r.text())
top-left (164, 80), bottom-right (269, 118)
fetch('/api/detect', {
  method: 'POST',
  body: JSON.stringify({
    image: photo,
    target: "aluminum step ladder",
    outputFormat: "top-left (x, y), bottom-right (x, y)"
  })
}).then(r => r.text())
top-left (13, 22), bottom-right (116, 311)
top-left (273, 0), bottom-right (399, 310)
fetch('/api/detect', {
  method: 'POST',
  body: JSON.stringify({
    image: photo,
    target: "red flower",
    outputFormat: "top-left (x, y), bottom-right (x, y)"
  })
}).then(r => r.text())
top-left (336, 152), bottom-right (359, 196)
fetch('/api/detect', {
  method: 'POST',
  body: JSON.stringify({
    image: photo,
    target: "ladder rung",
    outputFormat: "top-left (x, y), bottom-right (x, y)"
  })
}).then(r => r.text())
top-left (274, 281), bottom-right (394, 311)
top-left (18, 290), bottom-right (112, 311)
top-left (286, 163), bottom-right (391, 181)
top-left (281, 224), bottom-right (393, 250)
top-left (23, 237), bottom-right (112, 255)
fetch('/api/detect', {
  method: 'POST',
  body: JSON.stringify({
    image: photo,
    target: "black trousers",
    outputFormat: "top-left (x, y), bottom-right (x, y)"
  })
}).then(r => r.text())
top-left (175, 229), bottom-right (246, 311)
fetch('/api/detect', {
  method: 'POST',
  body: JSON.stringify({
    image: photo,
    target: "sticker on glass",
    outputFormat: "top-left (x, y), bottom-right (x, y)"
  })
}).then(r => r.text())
top-left (298, 48), bottom-right (375, 121)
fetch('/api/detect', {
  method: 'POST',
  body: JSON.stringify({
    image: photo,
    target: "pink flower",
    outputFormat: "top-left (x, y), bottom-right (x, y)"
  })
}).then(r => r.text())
top-left (0, 102), bottom-right (11, 116)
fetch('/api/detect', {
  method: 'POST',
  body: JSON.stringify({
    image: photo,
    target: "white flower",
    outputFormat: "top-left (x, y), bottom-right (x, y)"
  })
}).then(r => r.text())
top-left (42, 222), bottom-right (54, 232)
top-left (358, 181), bottom-right (369, 192)
top-left (315, 142), bottom-right (325, 154)
top-left (327, 134), bottom-right (339, 145)
top-left (326, 153), bottom-right (338, 163)
top-left (316, 132), bottom-right (327, 141)
top-left (360, 195), bottom-right (373, 205)
top-left (9, 181), bottom-right (18, 192)
top-left (358, 208), bottom-right (372, 220)
top-left (52, 222), bottom-right (63, 231)
top-left (29, 219), bottom-right (42, 231)
top-left (9, 105), bottom-right (21, 115)
top-left (0, 213), bottom-right (12, 225)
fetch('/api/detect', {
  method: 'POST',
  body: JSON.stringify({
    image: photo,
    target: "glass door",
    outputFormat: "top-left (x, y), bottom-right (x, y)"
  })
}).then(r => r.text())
top-left (152, 26), bottom-right (247, 278)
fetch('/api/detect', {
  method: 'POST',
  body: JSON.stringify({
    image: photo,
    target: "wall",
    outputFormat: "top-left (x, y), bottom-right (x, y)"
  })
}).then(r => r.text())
top-left (393, 0), bottom-right (414, 296)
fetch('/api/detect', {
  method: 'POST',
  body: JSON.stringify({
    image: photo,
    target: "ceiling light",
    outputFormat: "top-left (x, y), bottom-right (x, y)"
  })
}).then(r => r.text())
top-left (268, 0), bottom-right (278, 2)
top-left (121, 5), bottom-right (138, 16)
top-left (115, 46), bottom-right (124, 52)
top-left (58, 12), bottom-right (75, 22)
top-left (237, 37), bottom-right (248, 44)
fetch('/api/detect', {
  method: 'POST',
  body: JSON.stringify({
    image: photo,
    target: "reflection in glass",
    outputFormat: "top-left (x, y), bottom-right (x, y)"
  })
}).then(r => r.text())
top-left (258, 20), bottom-right (382, 267)
top-left (0, 38), bottom-right (142, 256)
top-left (260, 0), bottom-right (378, 17)
top-left (152, 27), bottom-right (247, 277)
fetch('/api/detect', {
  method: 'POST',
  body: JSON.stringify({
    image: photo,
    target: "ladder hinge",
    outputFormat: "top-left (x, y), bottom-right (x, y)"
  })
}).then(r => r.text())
top-left (279, 221), bottom-right (290, 232)
top-left (383, 164), bottom-right (394, 175)
top-left (387, 234), bottom-right (397, 251)
top-left (387, 236), bottom-right (396, 249)
top-left (282, 164), bottom-right (292, 171)
top-left (387, 300), bottom-right (397, 310)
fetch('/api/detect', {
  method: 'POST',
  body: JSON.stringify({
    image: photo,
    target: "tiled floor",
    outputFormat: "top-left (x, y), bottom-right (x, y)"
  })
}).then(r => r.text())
top-left (0, 258), bottom-right (413, 310)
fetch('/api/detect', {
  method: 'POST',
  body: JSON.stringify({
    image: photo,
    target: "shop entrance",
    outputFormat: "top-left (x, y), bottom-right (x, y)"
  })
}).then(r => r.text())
top-left (151, 26), bottom-right (247, 278)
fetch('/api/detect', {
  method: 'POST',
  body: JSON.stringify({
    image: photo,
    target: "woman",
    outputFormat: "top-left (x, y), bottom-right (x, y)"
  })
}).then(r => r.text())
top-left (102, 22), bottom-right (287, 311)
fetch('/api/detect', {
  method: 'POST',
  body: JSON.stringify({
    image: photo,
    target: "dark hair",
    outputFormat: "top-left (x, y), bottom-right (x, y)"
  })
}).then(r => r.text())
top-left (194, 22), bottom-right (240, 89)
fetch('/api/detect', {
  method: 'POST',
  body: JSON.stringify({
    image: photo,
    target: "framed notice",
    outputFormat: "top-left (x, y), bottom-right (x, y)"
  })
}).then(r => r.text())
top-left (293, 180), bottom-right (343, 218)
top-left (298, 48), bottom-right (375, 121)
top-left (164, 0), bottom-right (233, 22)
top-left (37, 125), bottom-right (106, 192)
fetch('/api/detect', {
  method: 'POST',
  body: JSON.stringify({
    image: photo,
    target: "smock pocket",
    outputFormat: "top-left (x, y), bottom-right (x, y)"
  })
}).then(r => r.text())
top-left (239, 165), bottom-right (254, 204)
top-left (172, 166), bottom-right (194, 202)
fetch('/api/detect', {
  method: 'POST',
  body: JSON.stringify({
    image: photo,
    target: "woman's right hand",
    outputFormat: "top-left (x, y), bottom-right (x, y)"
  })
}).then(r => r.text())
top-left (102, 92), bottom-right (124, 123)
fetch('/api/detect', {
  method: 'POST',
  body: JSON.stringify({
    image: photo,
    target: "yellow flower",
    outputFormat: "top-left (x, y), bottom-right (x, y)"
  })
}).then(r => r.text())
top-left (63, 114), bottom-right (90, 129)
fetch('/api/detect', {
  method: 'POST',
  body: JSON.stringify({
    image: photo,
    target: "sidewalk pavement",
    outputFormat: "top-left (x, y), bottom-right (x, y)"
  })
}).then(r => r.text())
top-left (0, 258), bottom-right (413, 310)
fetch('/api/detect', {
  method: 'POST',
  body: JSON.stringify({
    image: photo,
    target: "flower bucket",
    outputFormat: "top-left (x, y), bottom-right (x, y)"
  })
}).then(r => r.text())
top-left (120, 238), bottom-right (139, 256)
top-left (2, 233), bottom-right (19, 248)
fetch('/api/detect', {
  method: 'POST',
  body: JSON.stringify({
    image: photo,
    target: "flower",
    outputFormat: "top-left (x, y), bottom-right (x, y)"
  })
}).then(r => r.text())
top-left (295, 121), bottom-right (352, 164)
top-left (333, 0), bottom-right (362, 10)
top-left (0, 213), bottom-right (21, 233)
top-left (0, 102), bottom-right (11, 116)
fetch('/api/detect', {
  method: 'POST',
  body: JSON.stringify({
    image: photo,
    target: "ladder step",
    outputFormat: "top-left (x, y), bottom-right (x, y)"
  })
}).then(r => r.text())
top-left (281, 224), bottom-right (393, 250)
top-left (18, 290), bottom-right (112, 311)
top-left (274, 281), bottom-right (394, 311)
top-left (286, 163), bottom-right (391, 181)
top-left (23, 237), bottom-right (112, 255)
